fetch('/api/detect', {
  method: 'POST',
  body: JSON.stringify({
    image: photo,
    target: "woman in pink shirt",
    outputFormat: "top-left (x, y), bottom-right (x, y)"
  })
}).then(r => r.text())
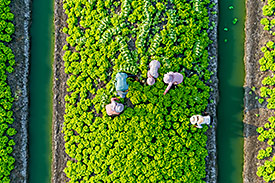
top-left (163, 72), bottom-right (183, 95)
top-left (106, 98), bottom-right (124, 116)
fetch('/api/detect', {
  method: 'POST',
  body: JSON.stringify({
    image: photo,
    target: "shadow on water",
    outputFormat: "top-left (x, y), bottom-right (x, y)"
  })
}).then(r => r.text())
top-left (217, 0), bottom-right (245, 182)
top-left (217, 85), bottom-right (244, 183)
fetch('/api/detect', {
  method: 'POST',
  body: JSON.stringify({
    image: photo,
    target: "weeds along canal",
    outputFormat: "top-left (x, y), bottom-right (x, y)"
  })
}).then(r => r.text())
top-left (29, 0), bottom-right (54, 182)
top-left (217, 0), bottom-right (245, 183)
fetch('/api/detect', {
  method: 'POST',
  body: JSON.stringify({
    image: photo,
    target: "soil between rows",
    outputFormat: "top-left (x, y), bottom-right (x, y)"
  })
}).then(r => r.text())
top-left (243, 0), bottom-right (274, 182)
top-left (52, 1), bottom-right (219, 182)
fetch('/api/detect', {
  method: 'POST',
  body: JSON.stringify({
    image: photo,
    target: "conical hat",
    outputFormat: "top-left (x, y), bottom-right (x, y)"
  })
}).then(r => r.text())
top-left (114, 103), bottom-right (124, 113)
top-left (147, 77), bottom-right (155, 85)
top-left (190, 116), bottom-right (197, 124)
top-left (150, 68), bottom-right (159, 78)
top-left (164, 74), bottom-right (173, 83)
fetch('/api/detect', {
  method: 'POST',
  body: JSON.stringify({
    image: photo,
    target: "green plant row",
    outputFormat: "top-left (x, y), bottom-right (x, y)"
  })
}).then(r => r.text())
top-left (0, 0), bottom-right (14, 42)
top-left (0, 0), bottom-right (16, 182)
top-left (259, 41), bottom-right (275, 109)
top-left (260, 0), bottom-right (275, 35)
top-left (256, 116), bottom-right (275, 182)
top-left (62, 0), bottom-right (214, 182)
top-left (257, 1), bottom-right (275, 181)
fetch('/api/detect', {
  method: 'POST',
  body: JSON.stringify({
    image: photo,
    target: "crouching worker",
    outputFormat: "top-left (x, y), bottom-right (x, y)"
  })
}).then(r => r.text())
top-left (190, 114), bottom-right (211, 128)
top-left (163, 72), bottom-right (183, 95)
top-left (115, 72), bottom-right (129, 98)
top-left (147, 60), bottom-right (161, 85)
top-left (106, 98), bottom-right (124, 116)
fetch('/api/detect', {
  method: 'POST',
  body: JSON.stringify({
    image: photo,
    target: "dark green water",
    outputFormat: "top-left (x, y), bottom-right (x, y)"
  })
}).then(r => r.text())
top-left (29, 0), bottom-right (53, 182)
top-left (217, 0), bottom-right (245, 183)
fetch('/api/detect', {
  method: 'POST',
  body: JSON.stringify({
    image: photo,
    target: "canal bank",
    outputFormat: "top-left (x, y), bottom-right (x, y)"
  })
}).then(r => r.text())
top-left (29, 0), bottom-right (54, 182)
top-left (52, 0), bottom-right (71, 182)
top-left (217, 0), bottom-right (245, 183)
top-left (8, 0), bottom-right (30, 182)
top-left (243, 0), bottom-right (273, 182)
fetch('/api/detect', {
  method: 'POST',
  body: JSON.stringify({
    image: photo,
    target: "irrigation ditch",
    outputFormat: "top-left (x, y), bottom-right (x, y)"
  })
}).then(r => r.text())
top-left (29, 0), bottom-right (53, 182)
top-left (217, 0), bottom-right (245, 183)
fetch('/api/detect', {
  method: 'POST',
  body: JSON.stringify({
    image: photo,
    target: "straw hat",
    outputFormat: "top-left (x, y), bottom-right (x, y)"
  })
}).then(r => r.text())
top-left (150, 68), bottom-right (159, 78)
top-left (190, 116), bottom-right (197, 124)
top-left (147, 77), bottom-right (155, 85)
top-left (163, 73), bottom-right (173, 84)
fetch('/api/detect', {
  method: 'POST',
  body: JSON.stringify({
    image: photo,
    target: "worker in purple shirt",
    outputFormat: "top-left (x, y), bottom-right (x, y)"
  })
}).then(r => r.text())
top-left (147, 60), bottom-right (161, 85)
top-left (163, 72), bottom-right (183, 95)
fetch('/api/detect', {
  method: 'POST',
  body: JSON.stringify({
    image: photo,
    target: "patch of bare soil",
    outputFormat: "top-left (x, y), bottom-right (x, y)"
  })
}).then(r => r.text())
top-left (243, 0), bottom-right (274, 182)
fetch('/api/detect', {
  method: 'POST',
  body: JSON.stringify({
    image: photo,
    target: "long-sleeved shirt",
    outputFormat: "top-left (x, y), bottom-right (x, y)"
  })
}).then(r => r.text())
top-left (148, 60), bottom-right (160, 78)
top-left (164, 72), bottom-right (183, 94)
top-left (106, 98), bottom-right (120, 116)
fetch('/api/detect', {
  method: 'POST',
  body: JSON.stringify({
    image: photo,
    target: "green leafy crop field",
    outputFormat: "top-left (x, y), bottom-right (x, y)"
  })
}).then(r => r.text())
top-left (0, 0), bottom-right (16, 182)
top-left (256, 0), bottom-right (275, 182)
top-left (61, 0), bottom-right (214, 182)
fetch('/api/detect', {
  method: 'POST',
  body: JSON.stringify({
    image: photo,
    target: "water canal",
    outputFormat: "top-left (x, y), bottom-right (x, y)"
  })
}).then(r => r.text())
top-left (29, 0), bottom-right (54, 182)
top-left (217, 0), bottom-right (245, 183)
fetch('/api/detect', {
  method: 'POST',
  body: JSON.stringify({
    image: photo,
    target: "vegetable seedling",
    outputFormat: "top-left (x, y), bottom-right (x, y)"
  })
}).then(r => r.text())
top-left (258, 98), bottom-right (265, 104)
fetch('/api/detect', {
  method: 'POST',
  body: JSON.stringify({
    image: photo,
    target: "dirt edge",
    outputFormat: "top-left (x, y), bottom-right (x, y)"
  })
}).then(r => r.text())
top-left (205, 0), bottom-right (218, 182)
top-left (8, 0), bottom-right (31, 182)
top-left (243, 0), bottom-right (273, 183)
top-left (52, 0), bottom-right (70, 182)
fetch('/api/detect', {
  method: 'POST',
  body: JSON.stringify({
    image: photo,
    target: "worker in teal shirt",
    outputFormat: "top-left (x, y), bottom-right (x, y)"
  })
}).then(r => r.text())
top-left (115, 72), bottom-right (129, 98)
